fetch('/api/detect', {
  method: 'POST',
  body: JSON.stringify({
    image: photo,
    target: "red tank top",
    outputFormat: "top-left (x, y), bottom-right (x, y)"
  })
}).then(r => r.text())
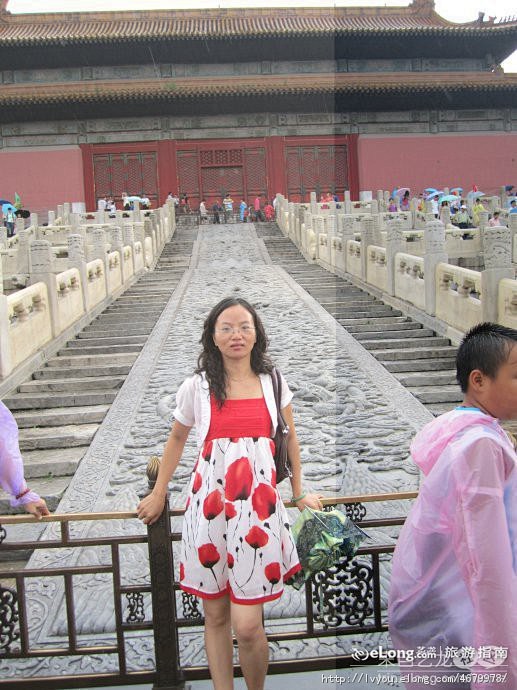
top-left (206, 395), bottom-right (272, 441)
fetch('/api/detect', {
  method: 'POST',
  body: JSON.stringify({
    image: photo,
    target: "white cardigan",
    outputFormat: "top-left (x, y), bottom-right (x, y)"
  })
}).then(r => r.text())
top-left (173, 371), bottom-right (293, 449)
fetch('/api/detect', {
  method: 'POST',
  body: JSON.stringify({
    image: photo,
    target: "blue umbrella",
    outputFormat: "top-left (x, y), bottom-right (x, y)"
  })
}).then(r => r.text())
top-left (2, 203), bottom-right (16, 214)
top-left (425, 187), bottom-right (438, 193)
top-left (0, 199), bottom-right (12, 205)
top-left (450, 187), bottom-right (463, 194)
top-left (127, 195), bottom-right (143, 202)
top-left (467, 191), bottom-right (485, 198)
top-left (426, 191), bottom-right (443, 200)
top-left (439, 195), bottom-right (460, 204)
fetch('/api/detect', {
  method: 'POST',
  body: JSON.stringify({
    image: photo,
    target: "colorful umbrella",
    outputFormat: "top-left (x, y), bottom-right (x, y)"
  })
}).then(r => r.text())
top-left (450, 187), bottom-right (463, 195)
top-left (127, 195), bottom-right (143, 202)
top-left (424, 187), bottom-right (438, 193)
top-left (286, 507), bottom-right (369, 590)
top-left (2, 203), bottom-right (16, 214)
top-left (426, 191), bottom-right (443, 200)
top-left (0, 199), bottom-right (12, 205)
top-left (467, 190), bottom-right (485, 198)
top-left (394, 187), bottom-right (410, 197)
top-left (439, 195), bottom-right (460, 203)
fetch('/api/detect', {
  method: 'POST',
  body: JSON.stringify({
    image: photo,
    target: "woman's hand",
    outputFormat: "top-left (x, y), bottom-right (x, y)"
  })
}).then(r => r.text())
top-left (295, 492), bottom-right (324, 512)
top-left (137, 491), bottom-right (167, 525)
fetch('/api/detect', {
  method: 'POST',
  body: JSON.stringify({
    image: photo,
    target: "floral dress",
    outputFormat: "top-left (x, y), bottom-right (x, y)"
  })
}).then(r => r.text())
top-left (179, 395), bottom-right (301, 604)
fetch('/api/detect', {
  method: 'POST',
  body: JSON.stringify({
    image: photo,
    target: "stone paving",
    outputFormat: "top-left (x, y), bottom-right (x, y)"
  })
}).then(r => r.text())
top-left (5, 222), bottom-right (432, 679)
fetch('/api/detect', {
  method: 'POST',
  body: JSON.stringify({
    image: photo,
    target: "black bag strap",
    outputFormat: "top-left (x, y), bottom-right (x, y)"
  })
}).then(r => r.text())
top-left (272, 368), bottom-right (288, 432)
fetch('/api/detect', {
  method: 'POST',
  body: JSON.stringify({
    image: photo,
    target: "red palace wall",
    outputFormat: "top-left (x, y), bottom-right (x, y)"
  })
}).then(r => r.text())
top-left (0, 147), bottom-right (84, 216)
top-left (358, 133), bottom-right (517, 196)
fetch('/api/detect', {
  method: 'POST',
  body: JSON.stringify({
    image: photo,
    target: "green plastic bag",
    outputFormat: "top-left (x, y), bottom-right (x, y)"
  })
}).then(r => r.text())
top-left (287, 507), bottom-right (369, 589)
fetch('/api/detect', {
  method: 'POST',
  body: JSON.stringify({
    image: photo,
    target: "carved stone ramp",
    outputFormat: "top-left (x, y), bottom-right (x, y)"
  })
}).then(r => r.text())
top-left (256, 223), bottom-right (462, 418)
top-left (0, 226), bottom-right (198, 523)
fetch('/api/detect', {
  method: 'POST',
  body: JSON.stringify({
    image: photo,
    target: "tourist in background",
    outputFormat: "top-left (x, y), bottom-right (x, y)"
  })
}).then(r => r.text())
top-left (388, 197), bottom-right (398, 213)
top-left (137, 297), bottom-right (322, 690)
top-left (510, 200), bottom-right (517, 214)
top-left (264, 201), bottom-right (274, 221)
top-left (488, 210), bottom-right (502, 227)
top-left (472, 197), bottom-right (486, 227)
top-left (223, 194), bottom-right (234, 222)
top-left (212, 200), bottom-right (221, 224)
top-left (400, 190), bottom-right (410, 211)
top-left (4, 207), bottom-right (16, 238)
top-left (199, 199), bottom-right (208, 224)
top-left (452, 204), bottom-right (471, 229)
top-left (0, 401), bottom-right (50, 519)
top-left (239, 198), bottom-right (247, 222)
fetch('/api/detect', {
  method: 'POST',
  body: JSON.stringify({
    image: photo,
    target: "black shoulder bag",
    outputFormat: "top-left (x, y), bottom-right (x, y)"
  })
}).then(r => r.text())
top-left (271, 368), bottom-right (292, 483)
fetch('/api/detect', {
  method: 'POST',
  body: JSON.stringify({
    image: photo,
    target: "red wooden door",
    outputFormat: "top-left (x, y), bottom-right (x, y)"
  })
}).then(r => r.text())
top-left (92, 151), bottom-right (158, 207)
top-left (285, 144), bottom-right (349, 202)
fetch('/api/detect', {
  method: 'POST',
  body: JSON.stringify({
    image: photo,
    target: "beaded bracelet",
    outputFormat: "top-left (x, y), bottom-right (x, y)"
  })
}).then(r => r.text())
top-left (15, 487), bottom-right (31, 500)
top-left (291, 492), bottom-right (307, 503)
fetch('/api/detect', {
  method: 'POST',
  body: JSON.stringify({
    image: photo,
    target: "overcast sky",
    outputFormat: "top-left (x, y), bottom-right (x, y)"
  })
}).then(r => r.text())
top-left (7, 0), bottom-right (517, 70)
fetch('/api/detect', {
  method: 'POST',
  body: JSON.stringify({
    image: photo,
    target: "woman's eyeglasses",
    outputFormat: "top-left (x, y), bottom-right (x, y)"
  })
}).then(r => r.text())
top-left (215, 325), bottom-right (256, 336)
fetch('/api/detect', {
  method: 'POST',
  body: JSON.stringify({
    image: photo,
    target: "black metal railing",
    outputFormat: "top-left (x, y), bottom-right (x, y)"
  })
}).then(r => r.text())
top-left (0, 489), bottom-right (417, 689)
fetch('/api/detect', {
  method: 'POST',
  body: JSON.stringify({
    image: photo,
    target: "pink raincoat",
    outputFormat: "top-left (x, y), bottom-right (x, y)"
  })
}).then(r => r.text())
top-left (0, 401), bottom-right (41, 507)
top-left (389, 408), bottom-right (516, 689)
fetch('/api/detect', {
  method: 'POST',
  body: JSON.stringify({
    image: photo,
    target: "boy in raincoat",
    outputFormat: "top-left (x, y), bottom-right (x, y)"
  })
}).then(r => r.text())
top-left (389, 322), bottom-right (516, 690)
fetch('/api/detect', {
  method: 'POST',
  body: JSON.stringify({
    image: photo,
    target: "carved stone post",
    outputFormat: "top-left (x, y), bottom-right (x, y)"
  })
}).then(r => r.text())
top-left (312, 216), bottom-right (324, 260)
top-left (68, 234), bottom-right (88, 311)
top-left (344, 189), bottom-right (352, 214)
top-left (30, 240), bottom-right (59, 336)
top-left (361, 217), bottom-right (375, 281)
top-left (0, 224), bottom-right (7, 251)
top-left (110, 226), bottom-right (124, 282)
top-left (386, 219), bottom-right (405, 296)
top-left (57, 204), bottom-right (64, 222)
top-left (48, 210), bottom-right (56, 226)
top-left (123, 223), bottom-right (136, 273)
top-left (310, 191), bottom-right (318, 216)
top-left (95, 210), bottom-right (105, 225)
top-left (63, 202), bottom-right (71, 225)
top-left (340, 215), bottom-right (355, 272)
top-left (440, 206), bottom-right (451, 227)
top-left (144, 218), bottom-right (156, 263)
top-left (0, 292), bottom-right (11, 376)
top-left (30, 213), bottom-right (38, 231)
top-left (288, 202), bottom-right (295, 240)
top-left (16, 227), bottom-right (30, 276)
top-left (302, 210), bottom-right (312, 252)
top-left (91, 228), bottom-right (109, 293)
top-left (482, 225), bottom-right (514, 323)
top-left (144, 457), bottom-right (184, 690)
top-left (424, 220), bottom-right (448, 316)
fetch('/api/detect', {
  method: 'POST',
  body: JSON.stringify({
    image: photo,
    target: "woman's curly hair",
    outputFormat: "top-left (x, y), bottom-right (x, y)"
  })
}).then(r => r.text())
top-left (195, 297), bottom-right (273, 406)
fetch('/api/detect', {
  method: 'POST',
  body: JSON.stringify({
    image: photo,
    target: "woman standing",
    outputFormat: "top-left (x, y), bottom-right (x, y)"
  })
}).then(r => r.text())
top-left (137, 297), bottom-right (322, 690)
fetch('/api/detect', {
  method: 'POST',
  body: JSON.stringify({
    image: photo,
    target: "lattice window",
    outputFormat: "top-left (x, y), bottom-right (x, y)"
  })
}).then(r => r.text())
top-left (126, 154), bottom-right (143, 195)
top-left (110, 156), bottom-right (126, 197)
top-left (335, 146), bottom-right (348, 192)
top-left (177, 151), bottom-right (199, 196)
top-left (141, 153), bottom-right (158, 202)
top-left (200, 151), bottom-right (213, 166)
top-left (93, 155), bottom-right (111, 198)
top-left (244, 148), bottom-right (266, 199)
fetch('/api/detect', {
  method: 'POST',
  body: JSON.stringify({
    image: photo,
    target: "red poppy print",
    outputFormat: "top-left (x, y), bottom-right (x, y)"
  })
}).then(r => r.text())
top-left (203, 440), bottom-right (213, 461)
top-left (264, 562), bottom-right (281, 585)
top-left (203, 490), bottom-right (224, 520)
top-left (225, 457), bottom-right (253, 501)
top-left (179, 562), bottom-right (185, 581)
top-left (245, 526), bottom-right (269, 550)
top-left (271, 466), bottom-right (277, 488)
top-left (192, 472), bottom-right (202, 494)
top-left (269, 439), bottom-right (276, 455)
top-left (227, 553), bottom-right (234, 569)
top-left (225, 501), bottom-right (237, 520)
top-left (198, 543), bottom-right (220, 569)
top-left (252, 483), bottom-right (277, 521)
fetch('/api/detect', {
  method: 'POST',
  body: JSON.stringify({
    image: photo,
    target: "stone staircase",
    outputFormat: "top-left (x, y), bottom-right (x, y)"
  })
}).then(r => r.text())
top-left (0, 226), bottom-right (197, 518)
top-left (256, 223), bottom-right (462, 417)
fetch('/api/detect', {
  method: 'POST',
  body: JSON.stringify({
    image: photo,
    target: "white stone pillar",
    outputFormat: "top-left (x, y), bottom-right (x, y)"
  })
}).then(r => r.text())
top-left (0, 292), bottom-right (11, 376)
top-left (91, 227), bottom-right (109, 294)
top-left (63, 203), bottom-right (71, 225)
top-left (110, 226), bottom-right (124, 282)
top-left (310, 192), bottom-right (318, 216)
top-left (48, 210), bottom-right (56, 226)
top-left (68, 234), bottom-right (88, 311)
top-left (386, 218), bottom-right (405, 296)
top-left (30, 213), bottom-right (39, 230)
top-left (0, 224), bottom-right (7, 251)
top-left (424, 220), bottom-right (448, 316)
top-left (441, 206), bottom-right (451, 227)
top-left (30, 240), bottom-right (59, 337)
top-left (361, 217), bottom-right (375, 281)
top-left (16, 227), bottom-right (30, 275)
top-left (482, 225), bottom-right (514, 323)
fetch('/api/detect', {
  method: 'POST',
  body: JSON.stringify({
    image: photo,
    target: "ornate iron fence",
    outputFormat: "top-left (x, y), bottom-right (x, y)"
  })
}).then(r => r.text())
top-left (0, 490), bottom-right (416, 690)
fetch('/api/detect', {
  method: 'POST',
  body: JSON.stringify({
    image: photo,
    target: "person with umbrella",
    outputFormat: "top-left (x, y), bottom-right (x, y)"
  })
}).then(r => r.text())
top-left (472, 197), bottom-right (486, 227)
top-left (3, 204), bottom-right (16, 238)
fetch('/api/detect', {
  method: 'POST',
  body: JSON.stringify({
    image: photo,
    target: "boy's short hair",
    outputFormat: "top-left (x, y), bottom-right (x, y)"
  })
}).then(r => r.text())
top-left (456, 322), bottom-right (517, 392)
